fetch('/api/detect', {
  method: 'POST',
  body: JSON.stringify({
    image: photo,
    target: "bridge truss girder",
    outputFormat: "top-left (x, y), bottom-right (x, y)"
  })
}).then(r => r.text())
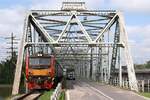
top-left (12, 8), bottom-right (138, 95)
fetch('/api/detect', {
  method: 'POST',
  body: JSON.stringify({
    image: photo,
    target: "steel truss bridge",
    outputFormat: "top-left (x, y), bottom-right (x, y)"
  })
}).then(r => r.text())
top-left (12, 1), bottom-right (138, 95)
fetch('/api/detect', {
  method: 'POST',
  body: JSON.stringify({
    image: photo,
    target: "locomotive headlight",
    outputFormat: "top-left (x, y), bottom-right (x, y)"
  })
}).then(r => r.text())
top-left (52, 78), bottom-right (55, 81)
top-left (38, 77), bottom-right (41, 80)
top-left (38, 77), bottom-right (42, 84)
top-left (48, 77), bottom-right (51, 80)
top-left (28, 76), bottom-right (32, 82)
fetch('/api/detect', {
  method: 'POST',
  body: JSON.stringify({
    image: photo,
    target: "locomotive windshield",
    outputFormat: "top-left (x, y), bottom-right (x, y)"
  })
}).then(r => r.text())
top-left (29, 57), bottom-right (51, 69)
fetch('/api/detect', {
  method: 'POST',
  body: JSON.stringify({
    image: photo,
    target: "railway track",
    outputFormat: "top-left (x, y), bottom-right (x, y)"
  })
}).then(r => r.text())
top-left (13, 91), bottom-right (43, 100)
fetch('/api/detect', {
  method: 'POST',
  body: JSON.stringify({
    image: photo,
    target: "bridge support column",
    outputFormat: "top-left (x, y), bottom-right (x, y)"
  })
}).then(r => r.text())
top-left (90, 47), bottom-right (93, 79)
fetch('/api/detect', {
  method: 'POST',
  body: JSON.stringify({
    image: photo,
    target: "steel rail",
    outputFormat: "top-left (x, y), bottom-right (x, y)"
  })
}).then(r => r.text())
top-left (14, 91), bottom-right (43, 100)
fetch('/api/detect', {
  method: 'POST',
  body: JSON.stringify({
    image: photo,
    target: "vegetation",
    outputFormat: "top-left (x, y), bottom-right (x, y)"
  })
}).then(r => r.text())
top-left (139, 92), bottom-right (150, 98)
top-left (59, 91), bottom-right (65, 100)
top-left (0, 52), bottom-right (26, 93)
top-left (145, 61), bottom-right (150, 69)
top-left (0, 52), bottom-right (17, 84)
top-left (135, 60), bottom-right (150, 69)
top-left (39, 90), bottom-right (54, 100)
top-left (39, 90), bottom-right (65, 100)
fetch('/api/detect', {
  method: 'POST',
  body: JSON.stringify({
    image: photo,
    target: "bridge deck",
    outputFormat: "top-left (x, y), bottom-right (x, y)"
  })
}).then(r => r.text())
top-left (66, 79), bottom-right (148, 100)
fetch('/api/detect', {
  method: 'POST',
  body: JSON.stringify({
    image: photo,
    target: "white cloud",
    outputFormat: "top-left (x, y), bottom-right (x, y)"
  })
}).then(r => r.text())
top-left (0, 0), bottom-right (104, 38)
top-left (127, 25), bottom-right (150, 42)
top-left (86, 0), bottom-right (105, 9)
top-left (0, 39), bottom-right (9, 61)
top-left (0, 1), bottom-right (63, 61)
top-left (0, 0), bottom-right (150, 63)
top-left (30, 0), bottom-right (62, 10)
top-left (0, 6), bottom-right (26, 37)
top-left (127, 25), bottom-right (150, 64)
top-left (109, 0), bottom-right (150, 13)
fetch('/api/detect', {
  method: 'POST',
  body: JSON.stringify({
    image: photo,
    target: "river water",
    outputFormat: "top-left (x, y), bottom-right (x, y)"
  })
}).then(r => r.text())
top-left (0, 85), bottom-right (12, 100)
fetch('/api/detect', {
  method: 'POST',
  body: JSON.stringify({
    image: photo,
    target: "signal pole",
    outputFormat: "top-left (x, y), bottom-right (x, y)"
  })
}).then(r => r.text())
top-left (5, 33), bottom-right (18, 60)
top-left (4, 33), bottom-right (18, 84)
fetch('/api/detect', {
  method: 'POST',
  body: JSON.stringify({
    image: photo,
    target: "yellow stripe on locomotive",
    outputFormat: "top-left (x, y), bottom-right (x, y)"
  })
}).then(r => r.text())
top-left (29, 69), bottom-right (50, 76)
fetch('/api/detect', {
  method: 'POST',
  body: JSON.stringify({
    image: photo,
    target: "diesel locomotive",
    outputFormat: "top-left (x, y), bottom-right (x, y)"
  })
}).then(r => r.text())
top-left (25, 53), bottom-right (63, 91)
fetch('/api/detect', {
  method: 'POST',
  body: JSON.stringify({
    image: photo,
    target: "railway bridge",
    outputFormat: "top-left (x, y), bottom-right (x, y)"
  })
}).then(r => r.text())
top-left (11, 0), bottom-right (145, 100)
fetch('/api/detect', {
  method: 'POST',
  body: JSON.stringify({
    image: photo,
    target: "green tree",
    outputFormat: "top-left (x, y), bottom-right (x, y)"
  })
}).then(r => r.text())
top-left (145, 61), bottom-right (150, 69)
top-left (0, 52), bottom-right (17, 84)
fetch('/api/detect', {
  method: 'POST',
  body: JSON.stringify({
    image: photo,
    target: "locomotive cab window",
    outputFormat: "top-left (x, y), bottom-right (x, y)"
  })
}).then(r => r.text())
top-left (29, 57), bottom-right (51, 69)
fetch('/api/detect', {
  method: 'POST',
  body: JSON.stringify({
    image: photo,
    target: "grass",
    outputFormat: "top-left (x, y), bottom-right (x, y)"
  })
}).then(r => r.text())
top-left (39, 90), bottom-right (54, 100)
top-left (139, 92), bottom-right (150, 98)
top-left (38, 89), bottom-right (65, 100)
top-left (59, 91), bottom-right (65, 100)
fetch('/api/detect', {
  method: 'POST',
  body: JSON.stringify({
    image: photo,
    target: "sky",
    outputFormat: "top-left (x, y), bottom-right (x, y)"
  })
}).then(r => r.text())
top-left (0, 0), bottom-right (150, 64)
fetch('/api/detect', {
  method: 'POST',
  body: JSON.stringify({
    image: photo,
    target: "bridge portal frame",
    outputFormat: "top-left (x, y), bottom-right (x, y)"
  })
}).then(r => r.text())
top-left (12, 2), bottom-right (138, 95)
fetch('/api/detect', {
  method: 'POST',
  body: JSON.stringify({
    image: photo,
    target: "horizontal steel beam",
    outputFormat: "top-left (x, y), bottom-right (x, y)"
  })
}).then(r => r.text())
top-left (56, 53), bottom-right (108, 55)
top-left (31, 10), bottom-right (117, 17)
top-left (56, 56), bottom-right (101, 59)
top-left (25, 42), bottom-right (124, 47)
top-left (36, 17), bottom-right (66, 23)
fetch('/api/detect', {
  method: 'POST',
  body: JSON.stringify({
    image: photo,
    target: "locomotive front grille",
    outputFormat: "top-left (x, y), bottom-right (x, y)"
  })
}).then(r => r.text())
top-left (29, 76), bottom-right (52, 84)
